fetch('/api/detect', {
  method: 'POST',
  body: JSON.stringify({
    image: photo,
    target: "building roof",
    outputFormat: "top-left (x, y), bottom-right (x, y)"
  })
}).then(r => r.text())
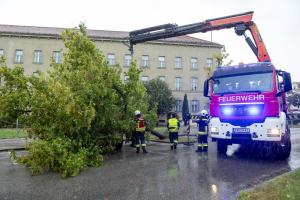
top-left (0, 24), bottom-right (222, 48)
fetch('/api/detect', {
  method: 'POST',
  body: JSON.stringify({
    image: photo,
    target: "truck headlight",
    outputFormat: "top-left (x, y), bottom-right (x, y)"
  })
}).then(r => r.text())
top-left (210, 127), bottom-right (218, 133)
top-left (267, 128), bottom-right (281, 136)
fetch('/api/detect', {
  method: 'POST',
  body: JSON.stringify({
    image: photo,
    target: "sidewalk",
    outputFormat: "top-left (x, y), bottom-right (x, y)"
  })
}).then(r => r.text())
top-left (0, 138), bottom-right (28, 151)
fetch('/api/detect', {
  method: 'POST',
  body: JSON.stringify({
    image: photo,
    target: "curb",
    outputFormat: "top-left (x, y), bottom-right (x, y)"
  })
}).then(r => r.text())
top-left (0, 147), bottom-right (26, 152)
top-left (0, 138), bottom-right (29, 152)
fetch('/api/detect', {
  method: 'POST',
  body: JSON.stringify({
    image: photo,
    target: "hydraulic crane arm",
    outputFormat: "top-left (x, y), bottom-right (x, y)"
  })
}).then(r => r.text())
top-left (129, 11), bottom-right (271, 62)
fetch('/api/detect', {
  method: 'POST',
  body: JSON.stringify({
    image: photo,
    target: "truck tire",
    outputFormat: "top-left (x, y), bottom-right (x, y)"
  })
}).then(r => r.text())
top-left (277, 128), bottom-right (291, 160)
top-left (217, 140), bottom-right (228, 154)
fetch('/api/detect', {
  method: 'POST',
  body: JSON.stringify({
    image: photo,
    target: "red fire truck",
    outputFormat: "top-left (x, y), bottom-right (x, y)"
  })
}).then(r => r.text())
top-left (129, 12), bottom-right (292, 159)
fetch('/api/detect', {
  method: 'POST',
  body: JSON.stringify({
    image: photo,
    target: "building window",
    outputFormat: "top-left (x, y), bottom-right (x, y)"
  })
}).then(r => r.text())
top-left (0, 49), bottom-right (4, 57)
top-left (15, 50), bottom-right (23, 63)
top-left (33, 50), bottom-right (42, 64)
top-left (190, 57), bottom-right (198, 69)
top-left (141, 55), bottom-right (149, 67)
top-left (159, 76), bottom-right (166, 82)
top-left (175, 100), bottom-right (182, 112)
top-left (53, 51), bottom-right (61, 64)
top-left (191, 100), bottom-right (199, 113)
top-left (207, 58), bottom-right (213, 68)
top-left (175, 57), bottom-right (182, 69)
top-left (158, 56), bottom-right (165, 68)
top-left (124, 54), bottom-right (132, 67)
top-left (107, 53), bottom-right (116, 66)
top-left (175, 77), bottom-right (182, 91)
top-left (191, 77), bottom-right (198, 91)
top-left (141, 76), bottom-right (149, 83)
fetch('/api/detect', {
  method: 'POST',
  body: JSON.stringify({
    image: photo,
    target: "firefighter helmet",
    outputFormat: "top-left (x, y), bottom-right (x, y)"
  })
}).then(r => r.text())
top-left (201, 109), bottom-right (208, 116)
top-left (135, 110), bottom-right (141, 116)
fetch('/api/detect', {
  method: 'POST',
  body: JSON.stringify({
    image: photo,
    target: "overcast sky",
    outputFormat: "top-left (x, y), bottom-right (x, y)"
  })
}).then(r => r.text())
top-left (1, 0), bottom-right (300, 81)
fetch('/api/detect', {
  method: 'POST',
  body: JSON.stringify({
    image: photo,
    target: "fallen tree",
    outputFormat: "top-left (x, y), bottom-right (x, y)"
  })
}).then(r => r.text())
top-left (0, 24), bottom-right (157, 177)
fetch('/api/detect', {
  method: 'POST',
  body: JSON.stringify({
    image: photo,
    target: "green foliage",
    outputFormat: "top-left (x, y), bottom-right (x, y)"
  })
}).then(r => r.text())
top-left (287, 93), bottom-right (300, 108)
top-left (145, 78), bottom-right (175, 115)
top-left (0, 56), bottom-right (5, 66)
top-left (182, 94), bottom-right (189, 124)
top-left (213, 47), bottom-right (233, 66)
top-left (17, 138), bottom-right (103, 178)
top-left (0, 23), bottom-right (156, 177)
top-left (0, 66), bottom-right (32, 126)
top-left (9, 150), bottom-right (17, 161)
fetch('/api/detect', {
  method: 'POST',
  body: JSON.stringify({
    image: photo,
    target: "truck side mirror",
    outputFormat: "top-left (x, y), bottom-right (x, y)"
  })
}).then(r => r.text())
top-left (203, 79), bottom-right (209, 97)
top-left (283, 72), bottom-right (292, 92)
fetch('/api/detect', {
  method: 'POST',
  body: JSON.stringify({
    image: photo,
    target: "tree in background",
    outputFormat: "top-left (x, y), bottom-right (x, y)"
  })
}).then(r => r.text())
top-left (145, 78), bottom-right (175, 115)
top-left (213, 47), bottom-right (233, 66)
top-left (0, 59), bottom-right (32, 128)
top-left (182, 94), bottom-right (190, 126)
top-left (1, 24), bottom-right (157, 177)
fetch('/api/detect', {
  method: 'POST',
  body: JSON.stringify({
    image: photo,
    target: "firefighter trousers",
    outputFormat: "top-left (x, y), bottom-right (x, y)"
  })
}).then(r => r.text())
top-left (135, 132), bottom-right (146, 148)
top-left (169, 132), bottom-right (178, 147)
top-left (197, 133), bottom-right (208, 152)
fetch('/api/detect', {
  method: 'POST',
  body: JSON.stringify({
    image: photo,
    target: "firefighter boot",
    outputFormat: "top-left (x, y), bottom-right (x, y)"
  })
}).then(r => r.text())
top-left (136, 147), bottom-right (140, 153)
top-left (203, 145), bottom-right (208, 152)
top-left (196, 145), bottom-right (203, 152)
top-left (142, 146), bottom-right (148, 154)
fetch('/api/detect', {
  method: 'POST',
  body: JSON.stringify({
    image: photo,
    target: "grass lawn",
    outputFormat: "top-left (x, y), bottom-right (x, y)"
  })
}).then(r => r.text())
top-left (0, 129), bottom-right (27, 139)
top-left (237, 168), bottom-right (300, 200)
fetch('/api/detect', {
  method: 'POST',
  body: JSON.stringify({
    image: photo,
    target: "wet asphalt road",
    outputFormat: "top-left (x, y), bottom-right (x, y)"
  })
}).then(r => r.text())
top-left (0, 128), bottom-right (300, 200)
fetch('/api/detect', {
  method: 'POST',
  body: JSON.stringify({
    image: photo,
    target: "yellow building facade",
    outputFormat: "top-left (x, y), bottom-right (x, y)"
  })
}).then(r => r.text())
top-left (0, 24), bottom-right (222, 114)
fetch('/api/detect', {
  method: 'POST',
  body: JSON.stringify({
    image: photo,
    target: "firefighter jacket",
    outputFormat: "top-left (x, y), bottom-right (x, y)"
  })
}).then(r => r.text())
top-left (168, 118), bottom-right (180, 133)
top-left (135, 117), bottom-right (146, 132)
top-left (197, 116), bottom-right (209, 134)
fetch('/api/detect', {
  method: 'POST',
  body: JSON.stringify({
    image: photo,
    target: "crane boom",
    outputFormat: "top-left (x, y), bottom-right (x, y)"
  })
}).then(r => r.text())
top-left (129, 11), bottom-right (271, 62)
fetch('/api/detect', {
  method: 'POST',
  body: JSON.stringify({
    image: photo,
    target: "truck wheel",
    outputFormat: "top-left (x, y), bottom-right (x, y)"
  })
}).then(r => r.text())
top-left (217, 140), bottom-right (228, 154)
top-left (277, 132), bottom-right (291, 160)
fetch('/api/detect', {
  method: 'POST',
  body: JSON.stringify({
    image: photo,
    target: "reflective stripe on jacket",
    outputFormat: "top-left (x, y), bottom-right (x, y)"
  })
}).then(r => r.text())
top-left (168, 118), bottom-right (179, 132)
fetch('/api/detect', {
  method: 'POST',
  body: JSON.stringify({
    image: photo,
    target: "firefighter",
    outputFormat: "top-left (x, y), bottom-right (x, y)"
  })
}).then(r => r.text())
top-left (196, 110), bottom-right (209, 152)
top-left (167, 113), bottom-right (180, 150)
top-left (134, 110), bottom-right (148, 154)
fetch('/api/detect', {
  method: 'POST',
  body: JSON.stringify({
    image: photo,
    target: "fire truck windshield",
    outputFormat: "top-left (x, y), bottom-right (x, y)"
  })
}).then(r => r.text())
top-left (213, 72), bottom-right (273, 94)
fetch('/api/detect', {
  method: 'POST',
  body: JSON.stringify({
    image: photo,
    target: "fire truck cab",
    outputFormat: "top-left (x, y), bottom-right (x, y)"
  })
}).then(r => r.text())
top-left (204, 62), bottom-right (292, 158)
